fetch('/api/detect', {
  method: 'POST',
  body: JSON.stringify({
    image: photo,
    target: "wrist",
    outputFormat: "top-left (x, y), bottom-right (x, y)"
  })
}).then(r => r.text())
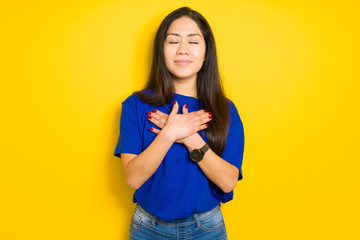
top-left (190, 143), bottom-right (210, 163)
top-left (160, 126), bottom-right (177, 143)
top-left (183, 133), bottom-right (206, 152)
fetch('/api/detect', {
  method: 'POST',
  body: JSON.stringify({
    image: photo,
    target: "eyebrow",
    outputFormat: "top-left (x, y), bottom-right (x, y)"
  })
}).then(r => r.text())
top-left (166, 33), bottom-right (202, 38)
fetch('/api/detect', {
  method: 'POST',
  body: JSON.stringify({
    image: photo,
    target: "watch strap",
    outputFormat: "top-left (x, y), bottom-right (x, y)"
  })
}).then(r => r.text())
top-left (200, 143), bottom-right (210, 154)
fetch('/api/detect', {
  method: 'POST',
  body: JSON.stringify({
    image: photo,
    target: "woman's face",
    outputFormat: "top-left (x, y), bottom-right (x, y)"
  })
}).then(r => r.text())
top-left (164, 17), bottom-right (206, 83)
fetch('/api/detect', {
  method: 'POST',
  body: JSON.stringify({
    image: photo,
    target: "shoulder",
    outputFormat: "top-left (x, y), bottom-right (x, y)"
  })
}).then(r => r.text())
top-left (225, 98), bottom-right (238, 115)
top-left (122, 90), bottom-right (158, 115)
top-left (124, 89), bottom-right (156, 104)
top-left (121, 94), bottom-right (143, 115)
top-left (141, 88), bottom-right (155, 96)
top-left (225, 98), bottom-right (243, 124)
top-left (123, 89), bottom-right (153, 105)
top-left (122, 94), bottom-right (139, 110)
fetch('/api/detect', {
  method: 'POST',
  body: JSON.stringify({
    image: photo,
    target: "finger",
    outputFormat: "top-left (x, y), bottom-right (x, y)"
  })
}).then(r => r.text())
top-left (169, 100), bottom-right (179, 118)
top-left (195, 123), bottom-right (209, 132)
top-left (182, 104), bottom-right (189, 114)
top-left (153, 109), bottom-right (169, 118)
top-left (147, 113), bottom-right (166, 129)
top-left (150, 111), bottom-right (167, 126)
top-left (190, 109), bottom-right (210, 117)
top-left (188, 114), bottom-right (212, 128)
top-left (150, 127), bottom-right (161, 135)
top-left (199, 111), bottom-right (212, 121)
top-left (195, 109), bottom-right (208, 114)
top-left (200, 113), bottom-right (212, 124)
top-left (187, 111), bottom-right (212, 123)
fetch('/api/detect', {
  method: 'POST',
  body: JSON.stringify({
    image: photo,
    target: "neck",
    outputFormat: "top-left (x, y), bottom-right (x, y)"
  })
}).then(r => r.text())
top-left (173, 76), bottom-right (197, 98)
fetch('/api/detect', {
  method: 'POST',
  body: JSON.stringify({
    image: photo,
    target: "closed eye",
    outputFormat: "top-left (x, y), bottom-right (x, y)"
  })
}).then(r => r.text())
top-left (189, 42), bottom-right (198, 44)
top-left (169, 42), bottom-right (179, 44)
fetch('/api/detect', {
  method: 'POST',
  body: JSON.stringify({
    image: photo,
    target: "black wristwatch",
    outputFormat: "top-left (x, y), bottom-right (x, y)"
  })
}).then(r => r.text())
top-left (190, 143), bottom-right (210, 163)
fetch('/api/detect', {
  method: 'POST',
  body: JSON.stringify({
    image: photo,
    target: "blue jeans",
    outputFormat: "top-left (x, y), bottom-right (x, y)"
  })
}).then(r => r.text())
top-left (129, 204), bottom-right (228, 240)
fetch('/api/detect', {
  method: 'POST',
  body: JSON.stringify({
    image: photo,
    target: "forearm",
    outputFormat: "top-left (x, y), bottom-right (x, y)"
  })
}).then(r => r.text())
top-left (184, 134), bottom-right (239, 193)
top-left (122, 127), bottom-right (175, 190)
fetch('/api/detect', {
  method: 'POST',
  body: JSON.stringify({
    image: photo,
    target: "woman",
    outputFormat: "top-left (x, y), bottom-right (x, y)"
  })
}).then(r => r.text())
top-left (114, 6), bottom-right (245, 240)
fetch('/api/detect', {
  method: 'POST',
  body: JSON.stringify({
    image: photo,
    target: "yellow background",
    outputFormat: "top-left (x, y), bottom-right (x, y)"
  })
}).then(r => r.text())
top-left (1, 0), bottom-right (359, 239)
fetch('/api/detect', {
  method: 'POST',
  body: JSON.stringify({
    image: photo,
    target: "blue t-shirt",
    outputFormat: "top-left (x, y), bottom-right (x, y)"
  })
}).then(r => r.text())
top-left (114, 92), bottom-right (245, 221)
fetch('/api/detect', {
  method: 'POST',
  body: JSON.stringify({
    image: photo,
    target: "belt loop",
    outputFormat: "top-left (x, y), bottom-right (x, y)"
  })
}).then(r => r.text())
top-left (193, 213), bottom-right (201, 228)
top-left (138, 204), bottom-right (157, 226)
top-left (151, 215), bottom-right (156, 226)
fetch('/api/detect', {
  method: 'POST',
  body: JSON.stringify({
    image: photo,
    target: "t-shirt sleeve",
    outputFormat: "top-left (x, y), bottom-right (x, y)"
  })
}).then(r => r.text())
top-left (221, 101), bottom-right (245, 181)
top-left (210, 101), bottom-right (245, 203)
top-left (114, 95), bottom-right (143, 158)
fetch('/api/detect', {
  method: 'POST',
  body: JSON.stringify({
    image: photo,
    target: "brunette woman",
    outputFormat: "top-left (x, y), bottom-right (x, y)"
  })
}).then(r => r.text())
top-left (114, 6), bottom-right (245, 240)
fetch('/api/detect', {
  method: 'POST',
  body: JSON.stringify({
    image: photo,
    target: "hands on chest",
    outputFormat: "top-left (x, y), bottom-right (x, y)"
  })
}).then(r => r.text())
top-left (147, 100), bottom-right (212, 144)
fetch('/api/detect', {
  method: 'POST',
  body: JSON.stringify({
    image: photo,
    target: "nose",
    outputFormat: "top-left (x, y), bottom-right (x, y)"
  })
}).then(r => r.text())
top-left (176, 41), bottom-right (189, 55)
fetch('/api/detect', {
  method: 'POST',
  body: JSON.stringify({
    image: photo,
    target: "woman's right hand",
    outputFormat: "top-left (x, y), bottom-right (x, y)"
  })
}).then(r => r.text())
top-left (148, 101), bottom-right (212, 142)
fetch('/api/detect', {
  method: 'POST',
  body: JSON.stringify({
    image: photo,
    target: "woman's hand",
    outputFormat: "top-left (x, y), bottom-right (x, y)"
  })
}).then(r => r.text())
top-left (147, 101), bottom-right (212, 143)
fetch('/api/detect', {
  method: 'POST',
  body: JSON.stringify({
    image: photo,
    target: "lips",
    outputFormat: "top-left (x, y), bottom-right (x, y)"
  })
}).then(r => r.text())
top-left (174, 60), bottom-right (192, 65)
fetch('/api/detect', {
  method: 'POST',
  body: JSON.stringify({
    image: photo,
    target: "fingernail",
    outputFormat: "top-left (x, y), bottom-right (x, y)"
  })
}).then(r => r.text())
top-left (148, 116), bottom-right (152, 119)
top-left (209, 116), bottom-right (212, 119)
top-left (206, 124), bottom-right (209, 127)
top-left (208, 112), bottom-right (212, 116)
top-left (173, 100), bottom-right (177, 104)
top-left (185, 104), bottom-right (188, 109)
top-left (150, 127), bottom-right (154, 131)
top-left (203, 110), bottom-right (207, 112)
top-left (147, 112), bottom-right (151, 115)
top-left (153, 110), bottom-right (157, 113)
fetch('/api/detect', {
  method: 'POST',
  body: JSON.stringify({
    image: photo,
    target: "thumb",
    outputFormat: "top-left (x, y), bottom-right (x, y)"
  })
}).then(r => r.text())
top-left (169, 100), bottom-right (179, 117)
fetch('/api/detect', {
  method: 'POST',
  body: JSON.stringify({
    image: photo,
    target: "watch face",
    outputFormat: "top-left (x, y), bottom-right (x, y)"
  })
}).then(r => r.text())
top-left (190, 149), bottom-right (203, 162)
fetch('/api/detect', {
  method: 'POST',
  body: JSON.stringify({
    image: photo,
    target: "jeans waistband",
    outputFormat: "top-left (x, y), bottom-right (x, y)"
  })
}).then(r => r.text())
top-left (135, 204), bottom-right (221, 226)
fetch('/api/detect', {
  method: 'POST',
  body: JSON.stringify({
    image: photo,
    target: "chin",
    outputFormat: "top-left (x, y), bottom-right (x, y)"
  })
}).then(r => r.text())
top-left (171, 70), bottom-right (198, 79)
top-left (172, 75), bottom-right (196, 81)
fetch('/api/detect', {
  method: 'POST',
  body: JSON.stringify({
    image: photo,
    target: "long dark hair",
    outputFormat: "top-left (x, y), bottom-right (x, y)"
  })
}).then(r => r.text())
top-left (135, 6), bottom-right (229, 156)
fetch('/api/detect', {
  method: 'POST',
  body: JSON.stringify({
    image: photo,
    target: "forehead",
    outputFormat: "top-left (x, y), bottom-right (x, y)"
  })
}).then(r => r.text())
top-left (166, 17), bottom-right (203, 38)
